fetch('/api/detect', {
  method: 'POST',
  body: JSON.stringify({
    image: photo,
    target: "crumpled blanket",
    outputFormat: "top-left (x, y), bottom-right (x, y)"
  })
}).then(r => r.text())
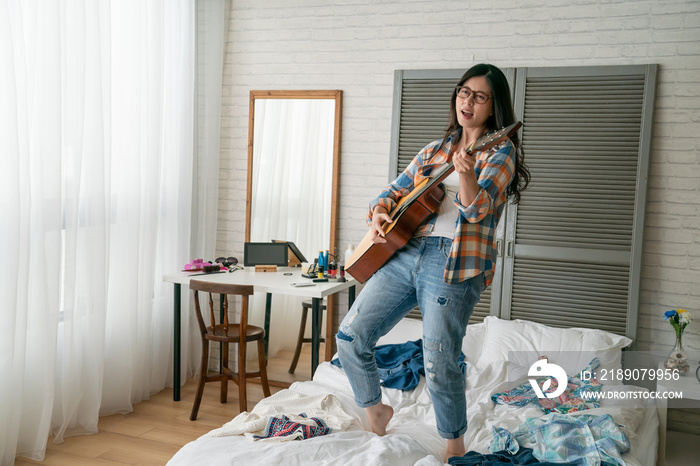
top-left (448, 447), bottom-right (576, 465)
top-left (205, 391), bottom-right (354, 442)
top-left (490, 413), bottom-right (630, 466)
top-left (331, 339), bottom-right (466, 391)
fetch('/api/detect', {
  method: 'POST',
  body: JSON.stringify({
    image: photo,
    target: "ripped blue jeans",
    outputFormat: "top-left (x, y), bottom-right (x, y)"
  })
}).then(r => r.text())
top-left (336, 236), bottom-right (485, 440)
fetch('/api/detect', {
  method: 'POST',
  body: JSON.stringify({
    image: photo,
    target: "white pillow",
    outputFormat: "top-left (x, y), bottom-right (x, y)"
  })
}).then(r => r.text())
top-left (376, 318), bottom-right (486, 366)
top-left (475, 316), bottom-right (632, 385)
top-left (377, 318), bottom-right (423, 346)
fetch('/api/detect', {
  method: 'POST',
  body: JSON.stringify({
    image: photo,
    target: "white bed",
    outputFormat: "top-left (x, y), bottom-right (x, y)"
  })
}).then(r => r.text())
top-left (167, 316), bottom-right (658, 466)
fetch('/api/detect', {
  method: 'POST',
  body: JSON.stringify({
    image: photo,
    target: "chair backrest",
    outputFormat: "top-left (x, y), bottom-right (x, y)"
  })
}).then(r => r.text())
top-left (189, 280), bottom-right (255, 336)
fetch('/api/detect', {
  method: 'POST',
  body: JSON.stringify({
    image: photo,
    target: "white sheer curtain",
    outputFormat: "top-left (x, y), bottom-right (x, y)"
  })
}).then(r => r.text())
top-left (193, 0), bottom-right (227, 260)
top-left (250, 99), bottom-right (335, 356)
top-left (0, 0), bottom-right (201, 463)
top-left (188, 0), bottom-right (228, 378)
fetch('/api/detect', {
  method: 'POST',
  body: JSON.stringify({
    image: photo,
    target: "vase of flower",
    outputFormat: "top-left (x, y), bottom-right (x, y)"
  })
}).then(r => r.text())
top-left (663, 309), bottom-right (692, 375)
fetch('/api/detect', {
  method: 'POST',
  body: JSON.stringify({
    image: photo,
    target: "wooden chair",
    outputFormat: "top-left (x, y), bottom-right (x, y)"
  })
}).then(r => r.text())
top-left (288, 299), bottom-right (326, 374)
top-left (189, 280), bottom-right (271, 420)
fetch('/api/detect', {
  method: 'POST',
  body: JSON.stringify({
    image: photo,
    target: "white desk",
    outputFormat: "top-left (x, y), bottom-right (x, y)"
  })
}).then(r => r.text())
top-left (656, 361), bottom-right (700, 466)
top-left (163, 267), bottom-right (357, 401)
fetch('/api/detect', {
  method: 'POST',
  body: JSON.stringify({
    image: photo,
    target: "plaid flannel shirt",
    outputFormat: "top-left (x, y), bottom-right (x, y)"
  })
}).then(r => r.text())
top-left (368, 133), bottom-right (515, 286)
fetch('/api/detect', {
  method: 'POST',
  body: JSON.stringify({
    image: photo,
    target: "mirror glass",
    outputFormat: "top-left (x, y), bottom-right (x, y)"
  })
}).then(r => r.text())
top-left (245, 90), bottom-right (342, 375)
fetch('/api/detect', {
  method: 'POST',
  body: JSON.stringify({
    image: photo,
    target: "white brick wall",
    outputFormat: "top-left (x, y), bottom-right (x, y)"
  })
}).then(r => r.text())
top-left (217, 0), bottom-right (700, 356)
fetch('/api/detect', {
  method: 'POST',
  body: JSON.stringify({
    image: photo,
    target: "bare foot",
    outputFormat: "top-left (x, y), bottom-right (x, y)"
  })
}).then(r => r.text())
top-left (445, 437), bottom-right (466, 462)
top-left (366, 403), bottom-right (394, 436)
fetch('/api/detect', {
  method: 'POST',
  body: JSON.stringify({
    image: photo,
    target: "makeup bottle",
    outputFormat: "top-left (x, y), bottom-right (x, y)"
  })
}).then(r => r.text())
top-left (317, 251), bottom-right (324, 278)
top-left (337, 265), bottom-right (346, 282)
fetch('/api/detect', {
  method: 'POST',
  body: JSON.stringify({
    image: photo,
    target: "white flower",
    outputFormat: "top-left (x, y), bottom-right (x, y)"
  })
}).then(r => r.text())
top-left (679, 310), bottom-right (692, 325)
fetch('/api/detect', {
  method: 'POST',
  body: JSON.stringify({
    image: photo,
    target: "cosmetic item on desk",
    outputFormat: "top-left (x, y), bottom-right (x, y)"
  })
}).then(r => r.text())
top-left (317, 265), bottom-right (324, 279)
top-left (302, 259), bottom-right (318, 279)
top-left (183, 259), bottom-right (206, 271)
top-left (337, 265), bottom-right (347, 282)
top-left (324, 250), bottom-right (329, 271)
top-left (312, 278), bottom-right (328, 283)
top-left (318, 250), bottom-right (325, 270)
top-left (202, 264), bottom-right (221, 273)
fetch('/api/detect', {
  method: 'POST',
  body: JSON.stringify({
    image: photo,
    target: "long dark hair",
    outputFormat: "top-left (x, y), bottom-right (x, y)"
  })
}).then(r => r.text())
top-left (441, 64), bottom-right (530, 204)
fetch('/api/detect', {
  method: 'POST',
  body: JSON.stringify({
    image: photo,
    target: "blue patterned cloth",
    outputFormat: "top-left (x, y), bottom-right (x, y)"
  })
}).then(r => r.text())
top-left (252, 413), bottom-right (331, 440)
top-left (490, 413), bottom-right (630, 466)
top-left (491, 359), bottom-right (602, 414)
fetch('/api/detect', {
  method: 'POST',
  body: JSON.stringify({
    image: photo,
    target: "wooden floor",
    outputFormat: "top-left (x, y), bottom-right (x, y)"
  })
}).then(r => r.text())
top-left (14, 345), bottom-right (323, 466)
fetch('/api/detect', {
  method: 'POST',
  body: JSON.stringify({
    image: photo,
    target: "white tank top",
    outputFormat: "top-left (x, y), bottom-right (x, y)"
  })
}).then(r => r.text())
top-left (428, 170), bottom-right (460, 239)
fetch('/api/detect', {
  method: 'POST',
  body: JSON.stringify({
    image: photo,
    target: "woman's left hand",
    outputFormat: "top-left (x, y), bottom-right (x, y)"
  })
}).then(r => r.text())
top-left (453, 147), bottom-right (480, 206)
top-left (453, 147), bottom-right (476, 175)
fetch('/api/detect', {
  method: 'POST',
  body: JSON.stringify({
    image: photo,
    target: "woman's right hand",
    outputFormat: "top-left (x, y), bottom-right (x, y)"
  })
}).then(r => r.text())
top-left (370, 207), bottom-right (392, 243)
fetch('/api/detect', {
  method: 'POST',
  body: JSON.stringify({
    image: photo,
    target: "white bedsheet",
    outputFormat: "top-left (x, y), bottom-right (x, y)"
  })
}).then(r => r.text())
top-left (167, 359), bottom-right (658, 465)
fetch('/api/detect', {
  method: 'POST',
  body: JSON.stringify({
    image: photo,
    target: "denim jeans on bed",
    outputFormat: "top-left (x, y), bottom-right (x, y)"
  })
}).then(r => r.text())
top-left (336, 236), bottom-right (485, 440)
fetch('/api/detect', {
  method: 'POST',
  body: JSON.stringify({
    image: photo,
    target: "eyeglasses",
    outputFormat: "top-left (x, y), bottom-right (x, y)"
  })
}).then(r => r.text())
top-left (455, 86), bottom-right (491, 105)
top-left (215, 257), bottom-right (241, 270)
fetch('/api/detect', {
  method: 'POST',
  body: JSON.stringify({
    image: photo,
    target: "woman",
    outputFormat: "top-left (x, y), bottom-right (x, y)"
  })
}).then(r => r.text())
top-left (336, 63), bottom-right (530, 461)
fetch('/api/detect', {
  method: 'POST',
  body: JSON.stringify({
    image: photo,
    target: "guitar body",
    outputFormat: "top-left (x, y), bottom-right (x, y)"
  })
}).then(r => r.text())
top-left (347, 182), bottom-right (445, 283)
top-left (345, 121), bottom-right (522, 284)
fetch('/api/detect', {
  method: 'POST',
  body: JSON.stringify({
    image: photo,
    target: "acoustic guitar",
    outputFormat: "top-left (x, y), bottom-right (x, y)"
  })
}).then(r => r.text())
top-left (345, 121), bottom-right (522, 283)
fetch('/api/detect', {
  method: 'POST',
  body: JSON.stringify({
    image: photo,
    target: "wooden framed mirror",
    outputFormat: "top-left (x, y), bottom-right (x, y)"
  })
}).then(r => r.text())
top-left (245, 90), bottom-right (342, 367)
top-left (245, 90), bottom-right (342, 259)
